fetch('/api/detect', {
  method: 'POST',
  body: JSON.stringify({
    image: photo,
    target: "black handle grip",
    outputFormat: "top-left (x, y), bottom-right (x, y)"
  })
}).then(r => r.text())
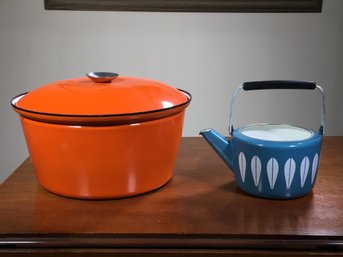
top-left (243, 80), bottom-right (316, 91)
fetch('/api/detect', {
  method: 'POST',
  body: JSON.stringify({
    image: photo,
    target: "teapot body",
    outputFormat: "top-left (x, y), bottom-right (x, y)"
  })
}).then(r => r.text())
top-left (231, 125), bottom-right (322, 199)
top-left (200, 80), bottom-right (326, 199)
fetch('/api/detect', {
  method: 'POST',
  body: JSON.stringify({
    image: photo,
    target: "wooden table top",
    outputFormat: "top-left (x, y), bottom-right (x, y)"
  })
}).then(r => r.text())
top-left (0, 137), bottom-right (342, 253)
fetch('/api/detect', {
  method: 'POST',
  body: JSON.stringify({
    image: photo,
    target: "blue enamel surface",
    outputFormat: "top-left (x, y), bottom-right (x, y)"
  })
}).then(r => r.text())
top-left (199, 129), bottom-right (233, 170)
top-left (231, 128), bottom-right (322, 199)
top-left (200, 127), bottom-right (322, 199)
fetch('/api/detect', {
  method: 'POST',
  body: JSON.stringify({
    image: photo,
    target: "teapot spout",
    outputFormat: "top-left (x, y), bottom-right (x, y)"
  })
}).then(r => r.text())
top-left (199, 129), bottom-right (234, 171)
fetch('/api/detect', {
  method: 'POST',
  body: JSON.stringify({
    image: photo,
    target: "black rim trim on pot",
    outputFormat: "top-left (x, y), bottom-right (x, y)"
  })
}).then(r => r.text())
top-left (11, 89), bottom-right (192, 120)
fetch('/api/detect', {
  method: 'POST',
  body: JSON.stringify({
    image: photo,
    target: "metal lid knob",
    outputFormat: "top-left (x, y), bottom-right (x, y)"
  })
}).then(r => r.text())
top-left (86, 72), bottom-right (118, 83)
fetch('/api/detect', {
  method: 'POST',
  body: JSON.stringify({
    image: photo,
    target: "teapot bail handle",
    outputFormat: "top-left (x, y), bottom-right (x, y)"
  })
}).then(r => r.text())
top-left (228, 80), bottom-right (326, 137)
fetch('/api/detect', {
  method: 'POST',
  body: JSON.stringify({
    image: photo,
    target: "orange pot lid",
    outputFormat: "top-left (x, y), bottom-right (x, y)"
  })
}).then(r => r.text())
top-left (12, 73), bottom-right (191, 125)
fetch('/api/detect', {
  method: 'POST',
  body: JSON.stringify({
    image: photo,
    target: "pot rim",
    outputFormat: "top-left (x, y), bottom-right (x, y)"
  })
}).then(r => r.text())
top-left (11, 89), bottom-right (191, 125)
top-left (235, 123), bottom-right (321, 145)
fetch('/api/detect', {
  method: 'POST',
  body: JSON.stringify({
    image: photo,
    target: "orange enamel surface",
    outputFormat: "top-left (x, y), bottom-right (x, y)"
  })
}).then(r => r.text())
top-left (13, 94), bottom-right (190, 126)
top-left (15, 76), bottom-right (189, 116)
top-left (20, 112), bottom-right (185, 199)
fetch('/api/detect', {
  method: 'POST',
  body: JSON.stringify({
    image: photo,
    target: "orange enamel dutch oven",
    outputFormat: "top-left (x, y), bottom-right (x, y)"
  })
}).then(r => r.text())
top-left (11, 72), bottom-right (191, 199)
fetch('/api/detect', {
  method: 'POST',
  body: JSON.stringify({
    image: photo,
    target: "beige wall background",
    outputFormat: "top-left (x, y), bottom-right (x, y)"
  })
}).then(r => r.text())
top-left (1, 0), bottom-right (342, 182)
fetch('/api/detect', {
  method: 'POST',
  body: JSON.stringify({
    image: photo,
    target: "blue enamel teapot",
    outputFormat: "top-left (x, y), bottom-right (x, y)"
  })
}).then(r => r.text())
top-left (200, 80), bottom-right (326, 199)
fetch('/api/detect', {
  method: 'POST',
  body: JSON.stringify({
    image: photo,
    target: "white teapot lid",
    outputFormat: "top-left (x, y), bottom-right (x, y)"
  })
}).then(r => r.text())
top-left (240, 124), bottom-right (313, 142)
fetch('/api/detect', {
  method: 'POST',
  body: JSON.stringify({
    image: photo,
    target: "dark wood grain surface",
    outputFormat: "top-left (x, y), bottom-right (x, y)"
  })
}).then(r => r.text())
top-left (0, 137), bottom-right (342, 256)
